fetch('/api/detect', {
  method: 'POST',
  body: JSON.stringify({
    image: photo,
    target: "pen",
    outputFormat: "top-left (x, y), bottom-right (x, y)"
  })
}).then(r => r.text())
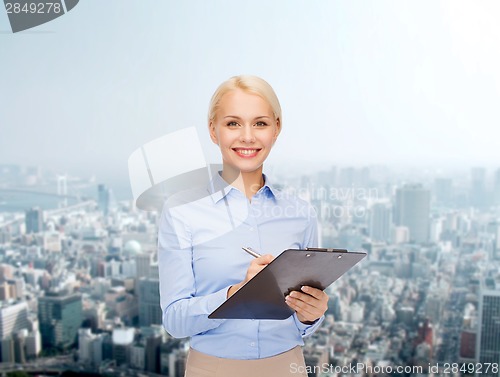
top-left (242, 246), bottom-right (262, 258)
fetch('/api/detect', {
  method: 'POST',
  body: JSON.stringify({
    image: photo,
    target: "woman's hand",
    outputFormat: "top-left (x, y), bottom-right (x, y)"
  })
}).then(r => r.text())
top-left (285, 286), bottom-right (329, 324)
top-left (227, 254), bottom-right (274, 298)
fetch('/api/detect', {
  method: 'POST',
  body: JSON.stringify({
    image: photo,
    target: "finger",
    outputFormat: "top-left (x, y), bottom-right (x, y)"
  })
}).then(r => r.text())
top-left (246, 255), bottom-right (273, 281)
top-left (260, 254), bottom-right (274, 262)
top-left (285, 295), bottom-right (318, 319)
top-left (300, 286), bottom-right (325, 299)
top-left (289, 290), bottom-right (317, 306)
top-left (253, 254), bottom-right (274, 266)
top-left (291, 289), bottom-right (328, 306)
top-left (289, 291), bottom-right (328, 313)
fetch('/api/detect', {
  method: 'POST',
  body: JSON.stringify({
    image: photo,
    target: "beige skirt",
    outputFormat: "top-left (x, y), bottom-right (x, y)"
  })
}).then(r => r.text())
top-left (185, 346), bottom-right (308, 377)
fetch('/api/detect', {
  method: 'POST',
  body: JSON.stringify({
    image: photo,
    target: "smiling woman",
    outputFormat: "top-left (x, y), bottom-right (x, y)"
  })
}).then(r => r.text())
top-left (157, 75), bottom-right (329, 377)
top-left (208, 78), bottom-right (281, 199)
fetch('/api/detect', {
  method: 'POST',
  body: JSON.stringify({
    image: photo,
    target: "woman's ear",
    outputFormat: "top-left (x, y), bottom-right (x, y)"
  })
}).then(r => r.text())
top-left (274, 118), bottom-right (281, 142)
top-left (209, 121), bottom-right (219, 145)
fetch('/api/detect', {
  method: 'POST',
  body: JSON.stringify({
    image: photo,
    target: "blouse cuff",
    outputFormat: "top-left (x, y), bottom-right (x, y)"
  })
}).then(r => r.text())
top-left (293, 313), bottom-right (325, 337)
top-left (205, 285), bottom-right (233, 316)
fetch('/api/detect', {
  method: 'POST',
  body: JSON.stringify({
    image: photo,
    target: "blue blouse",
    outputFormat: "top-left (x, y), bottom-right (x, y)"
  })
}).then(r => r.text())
top-left (158, 172), bottom-right (324, 359)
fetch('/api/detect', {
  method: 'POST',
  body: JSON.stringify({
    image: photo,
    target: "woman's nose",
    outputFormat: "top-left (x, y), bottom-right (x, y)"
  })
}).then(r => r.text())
top-left (239, 125), bottom-right (255, 143)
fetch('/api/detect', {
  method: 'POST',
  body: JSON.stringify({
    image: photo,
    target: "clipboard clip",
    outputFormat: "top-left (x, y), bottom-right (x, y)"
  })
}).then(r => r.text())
top-left (305, 247), bottom-right (348, 253)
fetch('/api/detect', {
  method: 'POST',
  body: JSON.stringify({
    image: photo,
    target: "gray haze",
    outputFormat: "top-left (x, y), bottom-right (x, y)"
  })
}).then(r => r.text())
top-left (1, 1), bottom-right (500, 183)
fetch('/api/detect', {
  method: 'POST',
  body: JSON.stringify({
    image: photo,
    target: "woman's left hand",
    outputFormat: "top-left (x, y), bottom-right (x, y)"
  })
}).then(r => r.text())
top-left (285, 286), bottom-right (329, 324)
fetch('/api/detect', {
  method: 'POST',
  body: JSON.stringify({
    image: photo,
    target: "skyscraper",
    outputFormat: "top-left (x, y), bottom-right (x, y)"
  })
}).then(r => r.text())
top-left (470, 167), bottom-right (487, 209)
top-left (38, 292), bottom-right (82, 349)
top-left (316, 166), bottom-right (337, 187)
top-left (476, 285), bottom-right (500, 377)
top-left (369, 203), bottom-right (392, 242)
top-left (394, 184), bottom-right (430, 243)
top-left (137, 277), bottom-right (162, 327)
top-left (145, 334), bottom-right (162, 373)
top-left (434, 178), bottom-right (453, 206)
top-left (0, 302), bottom-right (29, 340)
top-left (136, 252), bottom-right (153, 279)
top-left (487, 221), bottom-right (500, 259)
top-left (98, 184), bottom-right (111, 215)
top-left (25, 207), bottom-right (43, 234)
top-left (112, 328), bottom-right (134, 366)
top-left (494, 168), bottom-right (500, 206)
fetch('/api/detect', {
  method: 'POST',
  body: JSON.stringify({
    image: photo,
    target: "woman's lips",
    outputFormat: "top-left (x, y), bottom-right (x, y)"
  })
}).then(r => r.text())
top-left (232, 148), bottom-right (261, 158)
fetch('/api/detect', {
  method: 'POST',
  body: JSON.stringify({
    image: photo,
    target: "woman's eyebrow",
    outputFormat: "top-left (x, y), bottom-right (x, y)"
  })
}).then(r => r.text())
top-left (223, 115), bottom-right (272, 120)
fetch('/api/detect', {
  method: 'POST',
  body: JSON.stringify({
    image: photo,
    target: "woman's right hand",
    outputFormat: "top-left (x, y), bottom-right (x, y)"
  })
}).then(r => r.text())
top-left (227, 254), bottom-right (274, 298)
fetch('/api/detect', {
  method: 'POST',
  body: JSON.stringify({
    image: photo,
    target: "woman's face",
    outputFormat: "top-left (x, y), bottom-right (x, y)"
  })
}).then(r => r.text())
top-left (209, 89), bottom-right (280, 175)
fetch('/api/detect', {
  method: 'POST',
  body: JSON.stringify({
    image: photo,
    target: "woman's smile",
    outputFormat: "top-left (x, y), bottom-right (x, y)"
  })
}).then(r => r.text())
top-left (232, 147), bottom-right (262, 158)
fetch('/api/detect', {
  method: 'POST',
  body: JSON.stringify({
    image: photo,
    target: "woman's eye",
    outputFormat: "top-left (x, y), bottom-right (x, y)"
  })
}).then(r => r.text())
top-left (227, 121), bottom-right (239, 127)
top-left (255, 121), bottom-right (268, 127)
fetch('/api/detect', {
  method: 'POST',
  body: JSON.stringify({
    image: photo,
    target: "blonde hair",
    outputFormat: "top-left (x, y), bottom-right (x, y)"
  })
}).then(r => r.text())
top-left (208, 75), bottom-right (282, 125)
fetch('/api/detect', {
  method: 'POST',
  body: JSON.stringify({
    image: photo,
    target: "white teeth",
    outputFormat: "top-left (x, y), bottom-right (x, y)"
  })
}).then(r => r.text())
top-left (236, 149), bottom-right (257, 155)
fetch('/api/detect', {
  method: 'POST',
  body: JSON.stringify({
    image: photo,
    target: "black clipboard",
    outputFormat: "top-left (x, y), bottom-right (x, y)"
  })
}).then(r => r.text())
top-left (208, 248), bottom-right (366, 320)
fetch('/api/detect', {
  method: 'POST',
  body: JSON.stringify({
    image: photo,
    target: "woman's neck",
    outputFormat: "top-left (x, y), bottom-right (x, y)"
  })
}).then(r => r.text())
top-left (221, 165), bottom-right (264, 201)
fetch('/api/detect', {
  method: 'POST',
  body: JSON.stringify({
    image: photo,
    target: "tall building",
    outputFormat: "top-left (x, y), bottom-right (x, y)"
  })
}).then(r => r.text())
top-left (338, 167), bottom-right (355, 187)
top-left (316, 166), bottom-right (337, 188)
top-left (136, 252), bottom-right (153, 279)
top-left (168, 348), bottom-right (188, 377)
top-left (394, 184), bottom-right (430, 243)
top-left (0, 302), bottom-right (29, 340)
top-left (1, 337), bottom-right (14, 362)
top-left (494, 168), bottom-right (500, 206)
top-left (78, 328), bottom-right (94, 365)
top-left (112, 328), bottom-right (134, 366)
top-left (77, 328), bottom-right (106, 368)
top-left (0, 302), bottom-right (33, 364)
top-left (57, 175), bottom-right (68, 208)
top-left (25, 327), bottom-right (42, 359)
top-left (415, 319), bottom-right (433, 356)
top-left (38, 292), bottom-right (82, 349)
top-left (0, 281), bottom-right (15, 301)
top-left (486, 221), bottom-right (500, 258)
top-left (476, 284), bottom-right (500, 377)
top-left (434, 178), bottom-right (453, 206)
top-left (470, 167), bottom-right (487, 209)
top-left (131, 342), bottom-right (146, 370)
top-left (369, 203), bottom-right (391, 242)
top-left (25, 207), bottom-right (43, 234)
top-left (12, 329), bottom-right (27, 363)
top-left (146, 334), bottom-right (162, 373)
top-left (137, 277), bottom-right (161, 327)
top-left (460, 330), bottom-right (476, 361)
top-left (98, 184), bottom-right (111, 215)
top-left (0, 264), bottom-right (14, 280)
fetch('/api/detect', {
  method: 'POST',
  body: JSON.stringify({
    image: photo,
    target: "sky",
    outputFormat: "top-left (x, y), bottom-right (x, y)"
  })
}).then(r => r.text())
top-left (1, 1), bottom-right (500, 187)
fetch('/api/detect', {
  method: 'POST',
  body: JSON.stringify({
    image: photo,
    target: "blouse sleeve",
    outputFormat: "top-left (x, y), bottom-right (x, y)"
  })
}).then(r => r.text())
top-left (293, 203), bottom-right (325, 336)
top-left (157, 202), bottom-right (229, 339)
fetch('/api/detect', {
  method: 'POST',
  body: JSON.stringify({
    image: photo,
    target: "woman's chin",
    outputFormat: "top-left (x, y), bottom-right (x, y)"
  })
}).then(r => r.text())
top-left (223, 163), bottom-right (264, 175)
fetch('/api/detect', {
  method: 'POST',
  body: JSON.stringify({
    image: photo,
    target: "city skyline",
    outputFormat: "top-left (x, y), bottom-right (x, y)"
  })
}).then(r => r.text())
top-left (1, 159), bottom-right (499, 375)
top-left (3, 162), bottom-right (500, 207)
